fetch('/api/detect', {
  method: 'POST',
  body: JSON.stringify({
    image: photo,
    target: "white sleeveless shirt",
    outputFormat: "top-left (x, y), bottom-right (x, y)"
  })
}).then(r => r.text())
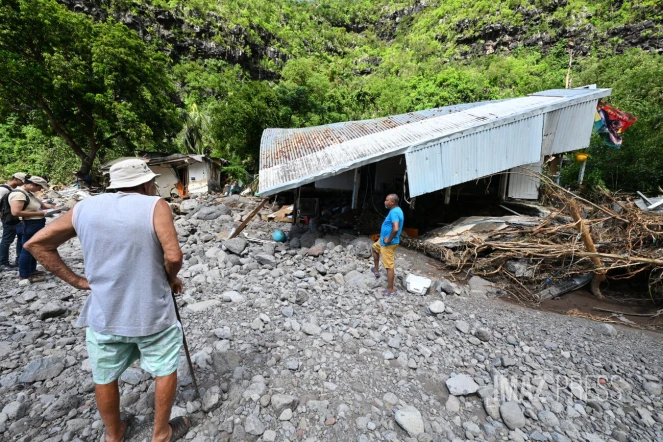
top-left (73, 193), bottom-right (176, 336)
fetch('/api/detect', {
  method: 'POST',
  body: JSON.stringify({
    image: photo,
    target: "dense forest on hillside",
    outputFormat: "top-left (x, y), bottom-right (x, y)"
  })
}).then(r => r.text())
top-left (1, 0), bottom-right (662, 192)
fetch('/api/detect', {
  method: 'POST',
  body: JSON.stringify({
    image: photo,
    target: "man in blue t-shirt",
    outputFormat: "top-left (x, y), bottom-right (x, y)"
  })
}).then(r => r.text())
top-left (371, 193), bottom-right (404, 296)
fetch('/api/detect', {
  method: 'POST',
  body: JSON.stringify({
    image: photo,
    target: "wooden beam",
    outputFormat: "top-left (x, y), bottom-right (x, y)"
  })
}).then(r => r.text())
top-left (228, 198), bottom-right (269, 239)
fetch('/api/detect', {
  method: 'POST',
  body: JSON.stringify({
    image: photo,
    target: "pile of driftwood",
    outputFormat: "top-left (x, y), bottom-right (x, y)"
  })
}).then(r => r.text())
top-left (362, 175), bottom-right (663, 303)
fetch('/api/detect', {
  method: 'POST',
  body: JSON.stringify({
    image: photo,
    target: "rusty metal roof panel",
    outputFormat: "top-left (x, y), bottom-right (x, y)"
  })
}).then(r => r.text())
top-left (258, 87), bottom-right (611, 196)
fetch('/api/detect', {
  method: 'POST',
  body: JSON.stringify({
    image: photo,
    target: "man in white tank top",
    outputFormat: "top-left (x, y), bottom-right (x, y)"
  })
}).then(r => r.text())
top-left (25, 159), bottom-right (191, 442)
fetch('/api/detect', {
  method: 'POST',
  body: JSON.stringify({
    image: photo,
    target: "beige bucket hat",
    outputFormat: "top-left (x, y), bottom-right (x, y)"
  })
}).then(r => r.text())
top-left (12, 173), bottom-right (27, 182)
top-left (107, 159), bottom-right (159, 189)
top-left (26, 175), bottom-right (50, 190)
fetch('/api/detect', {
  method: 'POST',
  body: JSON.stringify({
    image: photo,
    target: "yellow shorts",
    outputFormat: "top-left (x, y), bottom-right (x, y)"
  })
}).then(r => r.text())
top-left (372, 241), bottom-right (398, 269)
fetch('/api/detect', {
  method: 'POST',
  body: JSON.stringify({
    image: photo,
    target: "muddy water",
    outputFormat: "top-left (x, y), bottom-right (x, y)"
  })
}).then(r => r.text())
top-left (504, 289), bottom-right (663, 332)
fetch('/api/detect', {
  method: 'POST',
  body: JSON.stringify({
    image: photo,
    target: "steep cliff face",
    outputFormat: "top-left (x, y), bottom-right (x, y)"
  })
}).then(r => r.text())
top-left (57, 0), bottom-right (288, 79)
top-left (56, 0), bottom-right (662, 79)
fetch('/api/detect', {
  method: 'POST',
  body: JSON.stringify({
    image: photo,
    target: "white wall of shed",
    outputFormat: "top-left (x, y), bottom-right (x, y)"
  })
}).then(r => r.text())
top-left (315, 170), bottom-right (355, 190)
top-left (188, 162), bottom-right (208, 194)
top-left (150, 165), bottom-right (180, 198)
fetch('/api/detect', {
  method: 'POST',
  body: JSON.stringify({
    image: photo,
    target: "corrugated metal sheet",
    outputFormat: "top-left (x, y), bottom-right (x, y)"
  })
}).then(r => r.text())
top-left (406, 115), bottom-right (543, 197)
top-left (258, 87), bottom-right (611, 197)
top-left (541, 99), bottom-right (598, 155)
top-left (507, 160), bottom-right (543, 199)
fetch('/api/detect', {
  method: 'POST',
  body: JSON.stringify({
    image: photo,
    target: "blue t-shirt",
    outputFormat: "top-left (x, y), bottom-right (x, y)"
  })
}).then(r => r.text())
top-left (380, 206), bottom-right (404, 246)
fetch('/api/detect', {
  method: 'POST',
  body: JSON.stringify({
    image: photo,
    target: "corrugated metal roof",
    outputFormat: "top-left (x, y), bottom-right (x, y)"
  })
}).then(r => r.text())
top-left (258, 87), bottom-right (611, 197)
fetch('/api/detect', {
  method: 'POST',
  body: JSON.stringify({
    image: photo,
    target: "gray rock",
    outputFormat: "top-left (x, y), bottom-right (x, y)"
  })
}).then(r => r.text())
top-left (43, 395), bottom-right (81, 421)
top-left (185, 300), bottom-right (221, 312)
top-left (38, 302), bottom-right (66, 320)
top-left (302, 323), bottom-right (321, 336)
top-left (0, 342), bottom-right (12, 359)
top-left (224, 238), bottom-right (247, 255)
top-left (221, 291), bottom-right (245, 303)
top-left (468, 276), bottom-right (499, 298)
top-left (383, 392), bottom-right (399, 405)
top-left (270, 394), bottom-right (299, 415)
top-left (475, 327), bottom-right (492, 342)
top-left (500, 401), bottom-right (526, 430)
top-left (435, 279), bottom-right (459, 295)
top-left (281, 306), bottom-right (294, 318)
top-left (394, 405), bottom-right (424, 437)
top-left (597, 323), bottom-right (617, 337)
top-left (285, 359), bottom-right (300, 371)
top-left (244, 415), bottom-right (265, 436)
top-left (538, 410), bottom-right (560, 427)
top-left (445, 395), bottom-right (460, 413)
top-left (484, 397), bottom-right (500, 420)
top-left (307, 245), bottom-right (325, 257)
top-left (427, 301), bottom-right (446, 315)
top-left (295, 289), bottom-right (309, 305)
top-left (180, 199), bottom-right (199, 214)
top-left (2, 401), bottom-right (28, 420)
top-left (643, 381), bottom-right (662, 396)
top-left (202, 386), bottom-right (221, 411)
top-left (120, 367), bottom-right (145, 385)
top-left (196, 206), bottom-right (224, 220)
top-left (455, 320), bottom-right (470, 334)
top-left (19, 356), bottom-right (64, 383)
top-left (255, 254), bottom-right (276, 266)
top-left (446, 374), bottom-right (479, 395)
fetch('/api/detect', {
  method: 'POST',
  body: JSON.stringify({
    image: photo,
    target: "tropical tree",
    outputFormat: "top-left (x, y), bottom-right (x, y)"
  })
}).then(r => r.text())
top-left (0, 0), bottom-right (181, 177)
top-left (179, 103), bottom-right (214, 155)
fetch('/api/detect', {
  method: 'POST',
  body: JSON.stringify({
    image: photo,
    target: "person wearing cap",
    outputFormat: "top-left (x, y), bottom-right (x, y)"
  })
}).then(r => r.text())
top-left (0, 172), bottom-right (28, 270)
top-left (8, 175), bottom-right (55, 281)
top-left (24, 159), bottom-right (191, 442)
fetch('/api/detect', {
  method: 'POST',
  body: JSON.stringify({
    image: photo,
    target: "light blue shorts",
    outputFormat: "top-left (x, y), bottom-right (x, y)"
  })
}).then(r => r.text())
top-left (85, 323), bottom-right (183, 385)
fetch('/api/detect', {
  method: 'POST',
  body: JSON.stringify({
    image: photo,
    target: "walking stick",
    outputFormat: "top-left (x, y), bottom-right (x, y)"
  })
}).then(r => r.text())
top-left (171, 292), bottom-right (201, 399)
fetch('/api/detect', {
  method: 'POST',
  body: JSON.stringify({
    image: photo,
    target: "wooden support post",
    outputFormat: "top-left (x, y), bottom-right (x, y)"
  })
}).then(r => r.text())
top-left (351, 168), bottom-right (361, 210)
top-left (498, 173), bottom-right (508, 202)
top-left (444, 187), bottom-right (451, 205)
top-left (567, 199), bottom-right (605, 299)
top-left (228, 198), bottom-right (268, 239)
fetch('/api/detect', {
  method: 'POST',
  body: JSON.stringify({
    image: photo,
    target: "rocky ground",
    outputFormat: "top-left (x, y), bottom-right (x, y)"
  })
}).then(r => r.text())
top-left (0, 194), bottom-right (662, 442)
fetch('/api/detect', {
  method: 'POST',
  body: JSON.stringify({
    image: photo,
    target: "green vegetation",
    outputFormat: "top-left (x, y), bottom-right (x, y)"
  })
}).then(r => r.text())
top-left (0, 0), bottom-right (180, 178)
top-left (1, 0), bottom-right (662, 194)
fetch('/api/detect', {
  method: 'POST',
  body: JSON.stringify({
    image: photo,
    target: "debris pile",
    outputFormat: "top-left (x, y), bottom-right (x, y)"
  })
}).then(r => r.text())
top-left (365, 177), bottom-right (663, 303)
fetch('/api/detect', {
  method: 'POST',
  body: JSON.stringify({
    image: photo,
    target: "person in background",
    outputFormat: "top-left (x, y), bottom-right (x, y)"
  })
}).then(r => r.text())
top-left (0, 172), bottom-right (27, 270)
top-left (9, 176), bottom-right (55, 282)
top-left (371, 194), bottom-right (405, 296)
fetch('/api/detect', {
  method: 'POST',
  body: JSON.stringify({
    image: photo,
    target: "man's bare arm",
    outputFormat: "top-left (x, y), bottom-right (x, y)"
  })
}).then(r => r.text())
top-left (153, 199), bottom-right (183, 293)
top-left (24, 210), bottom-right (89, 290)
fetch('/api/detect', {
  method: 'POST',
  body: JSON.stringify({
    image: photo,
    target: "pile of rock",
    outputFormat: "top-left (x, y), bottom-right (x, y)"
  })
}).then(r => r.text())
top-left (0, 195), bottom-right (661, 441)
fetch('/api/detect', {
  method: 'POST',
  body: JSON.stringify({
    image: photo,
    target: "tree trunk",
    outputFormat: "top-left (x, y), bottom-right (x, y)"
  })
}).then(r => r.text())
top-left (567, 200), bottom-right (606, 299)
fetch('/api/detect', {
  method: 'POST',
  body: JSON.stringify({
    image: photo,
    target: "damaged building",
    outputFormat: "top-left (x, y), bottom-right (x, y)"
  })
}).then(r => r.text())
top-left (101, 153), bottom-right (225, 198)
top-left (258, 86), bottom-right (611, 232)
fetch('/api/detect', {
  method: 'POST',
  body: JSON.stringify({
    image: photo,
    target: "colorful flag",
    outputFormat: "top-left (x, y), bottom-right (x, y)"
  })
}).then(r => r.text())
top-left (593, 103), bottom-right (636, 149)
